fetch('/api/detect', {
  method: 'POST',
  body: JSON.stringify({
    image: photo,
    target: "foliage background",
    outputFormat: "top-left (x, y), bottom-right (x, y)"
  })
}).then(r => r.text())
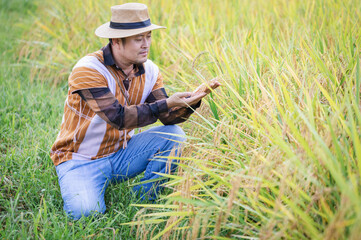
top-left (1, 0), bottom-right (361, 239)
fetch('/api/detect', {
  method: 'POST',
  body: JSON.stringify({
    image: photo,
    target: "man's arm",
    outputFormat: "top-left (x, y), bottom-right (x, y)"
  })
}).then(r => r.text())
top-left (75, 87), bottom-right (204, 130)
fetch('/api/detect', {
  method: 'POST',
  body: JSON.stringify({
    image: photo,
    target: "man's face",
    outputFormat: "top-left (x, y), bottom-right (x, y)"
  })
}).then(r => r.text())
top-left (116, 31), bottom-right (152, 65)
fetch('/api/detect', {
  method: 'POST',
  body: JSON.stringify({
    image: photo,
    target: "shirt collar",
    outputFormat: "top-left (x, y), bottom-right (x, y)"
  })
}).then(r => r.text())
top-left (102, 43), bottom-right (145, 77)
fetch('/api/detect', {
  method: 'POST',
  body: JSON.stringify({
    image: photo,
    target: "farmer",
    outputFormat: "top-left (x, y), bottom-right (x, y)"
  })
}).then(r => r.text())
top-left (50, 3), bottom-right (207, 220)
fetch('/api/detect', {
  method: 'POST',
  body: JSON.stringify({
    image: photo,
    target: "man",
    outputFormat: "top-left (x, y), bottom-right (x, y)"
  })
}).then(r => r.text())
top-left (50, 3), bottom-right (209, 220)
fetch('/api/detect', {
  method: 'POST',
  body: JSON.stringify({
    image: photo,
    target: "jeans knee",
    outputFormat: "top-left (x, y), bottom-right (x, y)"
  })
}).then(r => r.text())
top-left (64, 196), bottom-right (105, 220)
top-left (162, 125), bottom-right (186, 143)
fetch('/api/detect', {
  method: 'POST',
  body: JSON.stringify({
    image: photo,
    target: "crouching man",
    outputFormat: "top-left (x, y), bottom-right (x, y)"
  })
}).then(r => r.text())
top-left (50, 3), bottom-right (208, 220)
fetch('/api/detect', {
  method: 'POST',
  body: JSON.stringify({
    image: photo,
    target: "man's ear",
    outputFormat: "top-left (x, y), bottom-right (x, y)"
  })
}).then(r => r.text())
top-left (111, 39), bottom-right (120, 51)
top-left (113, 38), bottom-right (125, 48)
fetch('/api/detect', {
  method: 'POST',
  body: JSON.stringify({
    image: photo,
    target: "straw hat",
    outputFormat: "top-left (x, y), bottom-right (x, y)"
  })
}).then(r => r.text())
top-left (95, 3), bottom-right (165, 39)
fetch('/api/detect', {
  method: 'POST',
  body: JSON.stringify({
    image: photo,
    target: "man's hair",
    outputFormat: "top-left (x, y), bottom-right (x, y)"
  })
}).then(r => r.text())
top-left (109, 38), bottom-right (126, 46)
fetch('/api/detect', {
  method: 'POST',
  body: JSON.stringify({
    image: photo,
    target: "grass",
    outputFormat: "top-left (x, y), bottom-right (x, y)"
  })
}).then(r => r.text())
top-left (2, 0), bottom-right (361, 239)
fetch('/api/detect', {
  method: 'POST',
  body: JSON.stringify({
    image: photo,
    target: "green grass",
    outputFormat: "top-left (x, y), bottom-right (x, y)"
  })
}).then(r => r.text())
top-left (2, 0), bottom-right (361, 239)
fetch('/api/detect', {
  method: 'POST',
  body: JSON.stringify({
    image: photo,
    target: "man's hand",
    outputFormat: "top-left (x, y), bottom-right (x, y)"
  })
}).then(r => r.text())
top-left (166, 92), bottom-right (206, 109)
top-left (193, 77), bottom-right (221, 95)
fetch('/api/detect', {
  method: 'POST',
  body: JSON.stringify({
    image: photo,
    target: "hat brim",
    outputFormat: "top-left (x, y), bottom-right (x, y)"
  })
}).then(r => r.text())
top-left (95, 22), bottom-right (166, 38)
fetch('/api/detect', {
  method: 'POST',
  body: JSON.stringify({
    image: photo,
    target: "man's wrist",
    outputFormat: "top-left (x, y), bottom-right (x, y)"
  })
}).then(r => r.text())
top-left (158, 99), bottom-right (169, 112)
top-left (165, 98), bottom-right (174, 109)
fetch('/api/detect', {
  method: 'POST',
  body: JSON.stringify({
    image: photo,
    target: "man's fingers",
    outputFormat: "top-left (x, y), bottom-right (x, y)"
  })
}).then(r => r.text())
top-left (175, 92), bottom-right (192, 99)
top-left (184, 92), bottom-right (206, 105)
top-left (169, 91), bottom-right (207, 108)
top-left (214, 81), bottom-right (221, 87)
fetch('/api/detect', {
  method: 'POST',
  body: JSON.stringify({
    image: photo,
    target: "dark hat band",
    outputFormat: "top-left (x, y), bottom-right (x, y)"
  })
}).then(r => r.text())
top-left (109, 19), bottom-right (151, 30)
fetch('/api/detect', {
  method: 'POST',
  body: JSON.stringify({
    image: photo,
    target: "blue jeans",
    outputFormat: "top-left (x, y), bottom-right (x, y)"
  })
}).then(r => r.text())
top-left (56, 125), bottom-right (185, 220)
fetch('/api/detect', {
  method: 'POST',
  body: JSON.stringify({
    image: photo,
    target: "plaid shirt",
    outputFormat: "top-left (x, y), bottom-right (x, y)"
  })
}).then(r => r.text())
top-left (50, 44), bottom-right (200, 166)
